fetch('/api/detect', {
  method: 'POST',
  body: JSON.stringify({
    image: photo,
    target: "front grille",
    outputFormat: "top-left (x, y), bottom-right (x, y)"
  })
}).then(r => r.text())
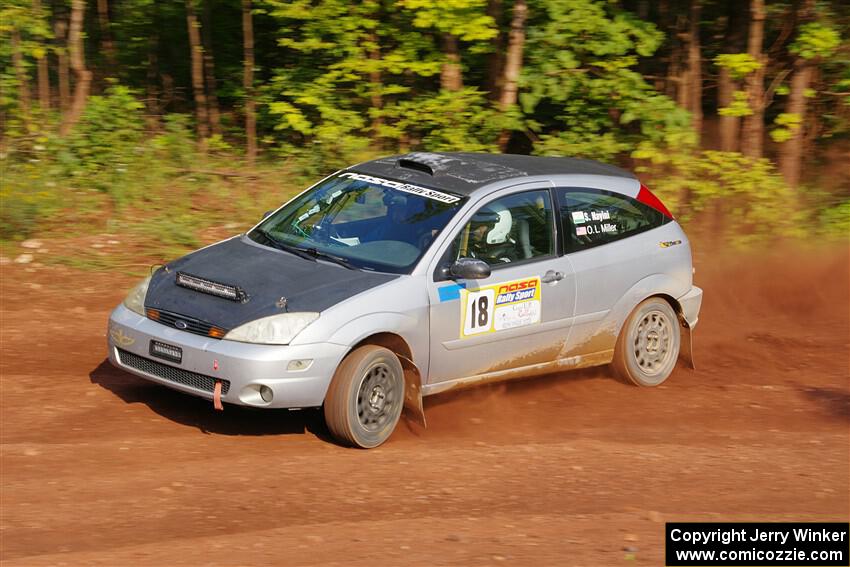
top-left (145, 308), bottom-right (227, 339)
top-left (117, 348), bottom-right (231, 394)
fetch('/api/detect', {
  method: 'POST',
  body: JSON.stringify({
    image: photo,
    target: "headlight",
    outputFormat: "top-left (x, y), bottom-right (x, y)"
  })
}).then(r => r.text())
top-left (224, 312), bottom-right (319, 345)
top-left (123, 275), bottom-right (151, 316)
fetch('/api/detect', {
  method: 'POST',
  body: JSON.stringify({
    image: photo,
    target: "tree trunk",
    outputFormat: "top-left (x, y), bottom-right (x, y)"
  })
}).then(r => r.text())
top-left (201, 0), bottom-right (221, 135)
top-left (802, 65), bottom-right (819, 165)
top-left (11, 30), bottom-right (32, 130)
top-left (741, 0), bottom-right (766, 158)
top-left (34, 0), bottom-right (50, 113)
top-left (37, 56), bottom-right (50, 114)
top-left (54, 17), bottom-right (71, 114)
top-left (96, 0), bottom-right (117, 74)
top-left (485, 0), bottom-right (504, 101)
top-left (367, 33), bottom-right (384, 144)
top-left (440, 34), bottom-right (463, 91)
top-left (675, 31), bottom-right (689, 110)
top-left (717, 67), bottom-right (739, 151)
top-left (242, 0), bottom-right (256, 163)
top-left (778, 61), bottom-right (813, 188)
top-left (145, 1), bottom-right (161, 128)
top-left (718, 0), bottom-right (744, 152)
top-left (497, 0), bottom-right (527, 151)
top-left (686, 0), bottom-right (702, 142)
top-left (60, 0), bottom-right (92, 136)
top-left (779, 0), bottom-right (815, 188)
top-left (659, 0), bottom-right (679, 99)
top-left (671, 10), bottom-right (689, 109)
top-left (186, 0), bottom-right (210, 144)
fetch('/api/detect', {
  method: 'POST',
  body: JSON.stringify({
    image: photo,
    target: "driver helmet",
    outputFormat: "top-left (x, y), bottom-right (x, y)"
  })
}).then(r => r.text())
top-left (469, 207), bottom-right (501, 241)
top-left (485, 205), bottom-right (513, 244)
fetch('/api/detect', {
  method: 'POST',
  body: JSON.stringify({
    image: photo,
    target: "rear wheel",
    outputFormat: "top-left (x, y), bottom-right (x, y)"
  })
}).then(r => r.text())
top-left (613, 297), bottom-right (680, 387)
top-left (323, 345), bottom-right (404, 448)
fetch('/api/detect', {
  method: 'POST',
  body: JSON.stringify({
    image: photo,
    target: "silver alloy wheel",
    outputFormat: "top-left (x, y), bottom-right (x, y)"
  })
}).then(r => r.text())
top-left (324, 345), bottom-right (405, 448)
top-left (632, 309), bottom-right (673, 376)
top-left (356, 362), bottom-right (398, 432)
top-left (613, 297), bottom-right (681, 387)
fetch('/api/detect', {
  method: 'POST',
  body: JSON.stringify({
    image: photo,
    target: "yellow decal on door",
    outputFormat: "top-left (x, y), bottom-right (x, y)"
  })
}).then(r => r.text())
top-left (460, 276), bottom-right (542, 339)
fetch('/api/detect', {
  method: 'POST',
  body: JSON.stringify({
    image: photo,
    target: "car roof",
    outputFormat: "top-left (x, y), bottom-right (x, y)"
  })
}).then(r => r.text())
top-left (350, 152), bottom-right (636, 196)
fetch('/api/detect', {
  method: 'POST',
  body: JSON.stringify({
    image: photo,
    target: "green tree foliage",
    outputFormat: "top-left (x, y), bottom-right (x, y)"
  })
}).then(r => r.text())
top-left (520, 0), bottom-right (693, 162)
top-left (1, 0), bottom-right (848, 247)
top-left (0, 0), bottom-right (52, 133)
top-left (714, 53), bottom-right (762, 80)
top-left (633, 149), bottom-right (804, 245)
top-left (791, 22), bottom-right (841, 60)
top-left (261, 0), bottom-right (501, 166)
top-left (399, 0), bottom-right (497, 44)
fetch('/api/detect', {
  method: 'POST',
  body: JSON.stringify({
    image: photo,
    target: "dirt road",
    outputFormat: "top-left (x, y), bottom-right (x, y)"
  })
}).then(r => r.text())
top-left (1, 245), bottom-right (848, 566)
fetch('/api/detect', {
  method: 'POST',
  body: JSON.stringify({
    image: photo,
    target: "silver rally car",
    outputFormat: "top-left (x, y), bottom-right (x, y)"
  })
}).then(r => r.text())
top-left (108, 152), bottom-right (702, 448)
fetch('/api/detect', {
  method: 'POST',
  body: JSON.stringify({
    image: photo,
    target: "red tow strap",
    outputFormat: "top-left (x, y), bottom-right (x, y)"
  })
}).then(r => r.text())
top-left (213, 380), bottom-right (224, 411)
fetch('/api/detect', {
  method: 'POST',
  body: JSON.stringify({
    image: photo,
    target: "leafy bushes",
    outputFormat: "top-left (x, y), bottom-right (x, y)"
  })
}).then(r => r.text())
top-left (0, 85), bottom-right (195, 240)
top-left (631, 146), bottom-right (850, 245)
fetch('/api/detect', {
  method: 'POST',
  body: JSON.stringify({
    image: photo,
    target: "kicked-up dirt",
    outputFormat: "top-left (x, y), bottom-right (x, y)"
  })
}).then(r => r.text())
top-left (1, 244), bottom-right (848, 565)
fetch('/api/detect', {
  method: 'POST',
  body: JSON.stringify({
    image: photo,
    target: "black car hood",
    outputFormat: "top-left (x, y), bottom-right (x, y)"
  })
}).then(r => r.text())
top-left (145, 236), bottom-right (397, 331)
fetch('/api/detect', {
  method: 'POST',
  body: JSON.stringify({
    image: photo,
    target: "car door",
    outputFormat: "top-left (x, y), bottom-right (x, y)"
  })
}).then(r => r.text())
top-left (554, 186), bottom-right (673, 355)
top-left (426, 184), bottom-right (577, 385)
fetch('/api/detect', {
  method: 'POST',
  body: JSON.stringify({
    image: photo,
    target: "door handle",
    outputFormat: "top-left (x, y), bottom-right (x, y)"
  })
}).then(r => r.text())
top-left (542, 270), bottom-right (564, 284)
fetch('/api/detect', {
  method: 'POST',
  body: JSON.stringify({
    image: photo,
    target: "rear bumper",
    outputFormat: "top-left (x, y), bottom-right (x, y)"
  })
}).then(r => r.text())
top-left (107, 304), bottom-right (347, 408)
top-left (677, 285), bottom-right (703, 328)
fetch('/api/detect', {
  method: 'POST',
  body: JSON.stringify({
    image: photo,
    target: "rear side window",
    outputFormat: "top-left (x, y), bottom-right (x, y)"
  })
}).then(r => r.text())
top-left (556, 188), bottom-right (668, 252)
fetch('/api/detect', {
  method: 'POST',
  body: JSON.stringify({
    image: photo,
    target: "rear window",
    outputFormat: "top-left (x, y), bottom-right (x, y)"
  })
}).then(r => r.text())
top-left (556, 188), bottom-right (668, 252)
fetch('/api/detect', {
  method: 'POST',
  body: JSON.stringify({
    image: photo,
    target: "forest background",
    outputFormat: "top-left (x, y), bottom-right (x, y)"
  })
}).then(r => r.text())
top-left (1, 0), bottom-right (848, 268)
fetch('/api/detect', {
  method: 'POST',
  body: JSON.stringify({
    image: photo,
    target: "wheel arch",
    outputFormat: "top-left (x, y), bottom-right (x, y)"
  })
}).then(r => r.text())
top-left (650, 292), bottom-right (688, 328)
top-left (607, 274), bottom-right (690, 338)
top-left (349, 332), bottom-right (427, 428)
top-left (615, 290), bottom-right (695, 371)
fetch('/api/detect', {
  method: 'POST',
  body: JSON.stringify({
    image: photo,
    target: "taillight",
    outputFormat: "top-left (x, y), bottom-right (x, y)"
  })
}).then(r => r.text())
top-left (637, 183), bottom-right (673, 219)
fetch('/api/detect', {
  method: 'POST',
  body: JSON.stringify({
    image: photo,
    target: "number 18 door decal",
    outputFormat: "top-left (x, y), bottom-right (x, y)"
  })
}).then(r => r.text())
top-left (460, 276), bottom-right (542, 338)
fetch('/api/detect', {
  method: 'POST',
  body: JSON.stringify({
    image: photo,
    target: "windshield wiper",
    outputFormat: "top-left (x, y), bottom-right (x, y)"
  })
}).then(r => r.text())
top-left (255, 229), bottom-right (317, 262)
top-left (304, 248), bottom-right (358, 270)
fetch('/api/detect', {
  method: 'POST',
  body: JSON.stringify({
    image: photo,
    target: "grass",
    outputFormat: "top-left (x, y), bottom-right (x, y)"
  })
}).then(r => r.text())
top-left (1, 152), bottom-right (306, 273)
top-left (2, 140), bottom-right (848, 274)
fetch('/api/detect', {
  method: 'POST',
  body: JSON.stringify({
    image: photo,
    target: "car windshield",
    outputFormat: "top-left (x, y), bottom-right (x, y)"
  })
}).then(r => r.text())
top-left (247, 172), bottom-right (467, 273)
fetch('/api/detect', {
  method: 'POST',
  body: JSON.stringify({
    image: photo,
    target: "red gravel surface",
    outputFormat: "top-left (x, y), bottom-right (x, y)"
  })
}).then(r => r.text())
top-left (1, 245), bottom-right (848, 565)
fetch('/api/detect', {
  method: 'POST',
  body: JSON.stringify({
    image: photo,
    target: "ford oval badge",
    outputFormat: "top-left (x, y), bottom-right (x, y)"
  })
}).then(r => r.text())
top-left (174, 320), bottom-right (189, 330)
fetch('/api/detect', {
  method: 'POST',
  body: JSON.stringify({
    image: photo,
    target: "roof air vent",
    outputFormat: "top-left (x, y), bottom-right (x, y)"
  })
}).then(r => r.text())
top-left (397, 158), bottom-right (434, 176)
top-left (396, 152), bottom-right (458, 176)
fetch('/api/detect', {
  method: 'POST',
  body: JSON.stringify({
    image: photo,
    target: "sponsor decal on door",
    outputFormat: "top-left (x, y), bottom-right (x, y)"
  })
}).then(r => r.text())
top-left (459, 276), bottom-right (542, 338)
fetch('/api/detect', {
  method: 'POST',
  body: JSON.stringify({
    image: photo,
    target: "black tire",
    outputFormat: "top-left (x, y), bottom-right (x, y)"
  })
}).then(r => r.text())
top-left (613, 297), bottom-right (681, 387)
top-left (323, 345), bottom-right (404, 448)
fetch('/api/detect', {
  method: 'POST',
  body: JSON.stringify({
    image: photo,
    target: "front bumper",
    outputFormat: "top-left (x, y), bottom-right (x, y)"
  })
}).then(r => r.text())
top-left (107, 303), bottom-right (347, 408)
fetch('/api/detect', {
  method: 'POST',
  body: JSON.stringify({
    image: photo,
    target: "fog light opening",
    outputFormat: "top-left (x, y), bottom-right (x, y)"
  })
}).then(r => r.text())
top-left (260, 385), bottom-right (274, 403)
top-left (287, 359), bottom-right (313, 372)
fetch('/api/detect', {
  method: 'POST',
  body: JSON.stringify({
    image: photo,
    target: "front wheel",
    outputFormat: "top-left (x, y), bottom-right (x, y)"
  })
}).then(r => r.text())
top-left (613, 297), bottom-right (681, 387)
top-left (323, 345), bottom-right (404, 448)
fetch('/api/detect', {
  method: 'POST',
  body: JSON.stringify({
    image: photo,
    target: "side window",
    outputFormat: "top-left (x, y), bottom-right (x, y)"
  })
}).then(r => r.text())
top-left (556, 188), bottom-right (666, 252)
top-left (450, 190), bottom-right (554, 267)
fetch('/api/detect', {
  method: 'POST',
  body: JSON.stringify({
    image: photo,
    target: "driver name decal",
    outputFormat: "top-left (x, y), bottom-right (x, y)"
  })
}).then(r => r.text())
top-left (460, 276), bottom-right (542, 338)
top-left (339, 172), bottom-right (461, 204)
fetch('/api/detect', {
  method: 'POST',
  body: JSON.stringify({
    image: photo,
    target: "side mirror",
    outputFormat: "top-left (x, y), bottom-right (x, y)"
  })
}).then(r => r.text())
top-left (262, 210), bottom-right (274, 219)
top-left (450, 258), bottom-right (491, 280)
